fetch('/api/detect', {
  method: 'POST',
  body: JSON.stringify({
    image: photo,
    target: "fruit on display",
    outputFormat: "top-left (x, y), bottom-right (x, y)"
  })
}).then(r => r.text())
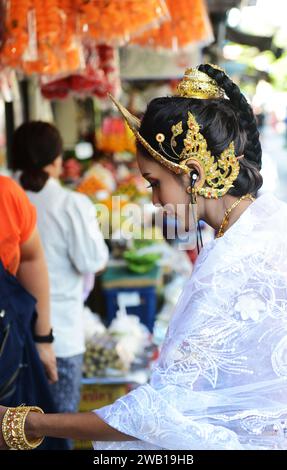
top-left (96, 116), bottom-right (136, 154)
top-left (115, 174), bottom-right (148, 200)
top-left (77, 175), bottom-right (108, 196)
top-left (76, 163), bottom-right (116, 196)
top-left (83, 300), bottom-right (157, 377)
top-left (115, 182), bottom-right (141, 201)
top-left (85, 163), bottom-right (116, 192)
top-left (83, 335), bottom-right (128, 377)
top-left (83, 310), bottom-right (153, 377)
top-left (96, 196), bottom-right (128, 213)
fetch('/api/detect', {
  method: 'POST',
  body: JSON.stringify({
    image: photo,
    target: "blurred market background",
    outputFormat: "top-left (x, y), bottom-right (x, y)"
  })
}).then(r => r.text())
top-left (1, 0), bottom-right (287, 448)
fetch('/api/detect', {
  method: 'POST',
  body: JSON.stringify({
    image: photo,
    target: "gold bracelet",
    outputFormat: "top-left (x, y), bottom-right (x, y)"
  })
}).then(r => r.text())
top-left (2, 406), bottom-right (44, 450)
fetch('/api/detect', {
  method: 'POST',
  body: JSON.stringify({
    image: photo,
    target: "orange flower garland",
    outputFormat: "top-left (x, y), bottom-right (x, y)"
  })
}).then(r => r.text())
top-left (133, 0), bottom-right (213, 49)
top-left (1, 0), bottom-right (31, 66)
top-left (76, 0), bottom-right (169, 46)
top-left (0, 0), bottom-right (213, 75)
top-left (1, 0), bottom-right (168, 73)
top-left (1, 0), bottom-right (81, 74)
top-left (58, 0), bottom-right (76, 49)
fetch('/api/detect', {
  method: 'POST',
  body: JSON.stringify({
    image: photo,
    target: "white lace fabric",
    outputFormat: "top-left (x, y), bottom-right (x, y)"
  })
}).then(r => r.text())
top-left (93, 192), bottom-right (287, 450)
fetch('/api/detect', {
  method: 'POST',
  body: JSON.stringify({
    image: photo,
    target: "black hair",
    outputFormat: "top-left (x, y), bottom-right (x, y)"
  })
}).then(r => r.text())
top-left (12, 121), bottom-right (63, 192)
top-left (138, 64), bottom-right (263, 197)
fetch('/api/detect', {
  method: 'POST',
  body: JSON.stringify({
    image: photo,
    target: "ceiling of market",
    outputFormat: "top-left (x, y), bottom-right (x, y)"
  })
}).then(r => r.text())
top-left (207, 0), bottom-right (242, 12)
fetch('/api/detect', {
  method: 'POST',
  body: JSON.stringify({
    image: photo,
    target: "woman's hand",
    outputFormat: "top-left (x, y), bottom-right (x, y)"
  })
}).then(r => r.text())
top-left (0, 406), bottom-right (8, 449)
top-left (35, 343), bottom-right (58, 384)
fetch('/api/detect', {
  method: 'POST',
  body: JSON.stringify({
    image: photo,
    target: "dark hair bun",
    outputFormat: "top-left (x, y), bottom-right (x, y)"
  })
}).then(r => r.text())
top-left (20, 168), bottom-right (49, 193)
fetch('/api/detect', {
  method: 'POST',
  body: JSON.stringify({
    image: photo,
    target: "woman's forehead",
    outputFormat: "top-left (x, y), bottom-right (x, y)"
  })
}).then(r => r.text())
top-left (137, 152), bottom-right (161, 175)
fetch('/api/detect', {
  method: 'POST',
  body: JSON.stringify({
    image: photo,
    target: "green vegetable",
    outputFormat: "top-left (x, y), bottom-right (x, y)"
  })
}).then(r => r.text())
top-left (123, 250), bottom-right (161, 265)
top-left (133, 239), bottom-right (155, 250)
top-left (126, 261), bottom-right (156, 273)
top-left (123, 249), bottom-right (161, 273)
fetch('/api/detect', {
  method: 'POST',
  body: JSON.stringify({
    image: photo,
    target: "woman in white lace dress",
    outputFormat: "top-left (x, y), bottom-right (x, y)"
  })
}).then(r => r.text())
top-left (1, 64), bottom-right (287, 450)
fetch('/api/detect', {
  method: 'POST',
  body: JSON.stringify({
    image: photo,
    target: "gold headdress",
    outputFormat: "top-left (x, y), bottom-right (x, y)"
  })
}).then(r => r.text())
top-left (177, 67), bottom-right (225, 100)
top-left (109, 65), bottom-right (240, 199)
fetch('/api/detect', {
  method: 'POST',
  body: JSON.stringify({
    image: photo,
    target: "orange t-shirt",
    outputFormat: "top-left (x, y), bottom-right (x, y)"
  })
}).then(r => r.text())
top-left (0, 175), bottom-right (36, 275)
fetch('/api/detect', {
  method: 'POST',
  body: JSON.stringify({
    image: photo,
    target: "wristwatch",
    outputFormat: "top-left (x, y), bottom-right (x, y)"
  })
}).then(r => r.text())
top-left (33, 328), bottom-right (54, 344)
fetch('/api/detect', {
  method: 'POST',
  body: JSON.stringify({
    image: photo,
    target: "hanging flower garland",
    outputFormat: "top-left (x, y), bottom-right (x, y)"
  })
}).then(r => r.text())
top-left (1, 0), bottom-right (31, 66)
top-left (0, 0), bottom-right (169, 74)
top-left (76, 0), bottom-right (169, 46)
top-left (133, 0), bottom-right (213, 49)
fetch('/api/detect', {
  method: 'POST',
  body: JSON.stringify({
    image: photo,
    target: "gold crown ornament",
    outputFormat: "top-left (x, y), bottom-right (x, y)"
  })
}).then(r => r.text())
top-left (109, 65), bottom-right (241, 199)
top-left (177, 67), bottom-right (225, 100)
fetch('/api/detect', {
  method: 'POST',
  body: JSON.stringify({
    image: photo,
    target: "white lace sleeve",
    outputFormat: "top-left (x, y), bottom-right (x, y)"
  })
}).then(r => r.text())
top-left (94, 383), bottom-right (243, 450)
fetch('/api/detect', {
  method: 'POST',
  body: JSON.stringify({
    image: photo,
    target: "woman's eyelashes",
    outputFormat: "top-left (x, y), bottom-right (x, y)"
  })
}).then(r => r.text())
top-left (146, 180), bottom-right (159, 189)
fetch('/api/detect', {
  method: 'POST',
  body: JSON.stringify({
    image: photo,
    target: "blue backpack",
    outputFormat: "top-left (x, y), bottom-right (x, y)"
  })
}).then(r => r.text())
top-left (0, 259), bottom-right (35, 402)
top-left (0, 260), bottom-right (68, 449)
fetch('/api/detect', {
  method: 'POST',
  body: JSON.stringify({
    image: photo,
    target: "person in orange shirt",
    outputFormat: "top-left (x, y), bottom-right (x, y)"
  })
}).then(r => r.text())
top-left (0, 175), bottom-right (57, 384)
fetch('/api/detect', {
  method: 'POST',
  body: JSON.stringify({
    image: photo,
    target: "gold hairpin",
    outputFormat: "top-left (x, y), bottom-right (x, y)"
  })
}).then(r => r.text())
top-left (170, 122), bottom-right (182, 159)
